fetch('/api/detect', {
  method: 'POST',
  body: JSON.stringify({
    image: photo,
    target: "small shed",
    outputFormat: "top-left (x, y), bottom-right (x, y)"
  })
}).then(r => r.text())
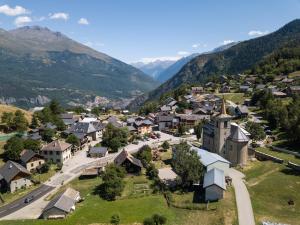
top-left (203, 168), bottom-right (226, 201)
top-left (88, 147), bottom-right (108, 158)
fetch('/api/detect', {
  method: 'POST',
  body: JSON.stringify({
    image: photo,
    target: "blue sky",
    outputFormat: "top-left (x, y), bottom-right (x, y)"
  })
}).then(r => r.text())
top-left (0, 0), bottom-right (299, 63)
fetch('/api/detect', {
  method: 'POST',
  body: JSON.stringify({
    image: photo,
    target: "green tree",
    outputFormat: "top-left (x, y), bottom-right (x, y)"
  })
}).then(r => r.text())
top-left (23, 139), bottom-right (41, 152)
top-left (49, 100), bottom-right (63, 115)
top-left (13, 110), bottom-right (29, 132)
top-left (66, 134), bottom-right (80, 147)
top-left (143, 218), bottom-right (155, 225)
top-left (172, 142), bottom-right (203, 189)
top-left (161, 141), bottom-right (170, 151)
top-left (146, 163), bottom-right (158, 180)
top-left (1, 112), bottom-right (14, 131)
top-left (178, 124), bottom-right (186, 135)
top-left (102, 123), bottom-right (129, 152)
top-left (100, 165), bottom-right (125, 201)
top-left (41, 128), bottom-right (55, 142)
top-left (136, 145), bottom-right (152, 166)
top-left (30, 114), bottom-right (39, 129)
top-left (194, 121), bottom-right (204, 140)
top-left (139, 101), bottom-right (158, 115)
top-left (110, 214), bottom-right (120, 225)
top-left (4, 136), bottom-right (24, 161)
top-left (245, 122), bottom-right (266, 142)
top-left (152, 214), bottom-right (167, 225)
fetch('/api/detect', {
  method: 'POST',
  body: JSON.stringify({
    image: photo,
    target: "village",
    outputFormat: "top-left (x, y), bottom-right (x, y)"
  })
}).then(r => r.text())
top-left (0, 72), bottom-right (300, 225)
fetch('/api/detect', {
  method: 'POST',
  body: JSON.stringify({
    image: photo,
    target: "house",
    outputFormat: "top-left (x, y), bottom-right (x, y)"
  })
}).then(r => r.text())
top-left (273, 91), bottom-right (287, 98)
top-left (88, 146), bottom-right (108, 158)
top-left (41, 188), bottom-right (81, 219)
top-left (41, 140), bottom-right (72, 165)
top-left (158, 167), bottom-right (178, 186)
top-left (27, 129), bottom-right (42, 141)
top-left (20, 149), bottom-right (45, 172)
top-left (0, 161), bottom-right (32, 193)
top-left (176, 114), bottom-right (210, 128)
top-left (220, 85), bottom-right (230, 93)
top-left (239, 85), bottom-right (250, 93)
top-left (191, 87), bottom-right (204, 95)
top-left (281, 77), bottom-right (294, 84)
top-left (60, 113), bottom-right (79, 127)
top-left (156, 113), bottom-right (176, 131)
top-left (235, 105), bottom-right (249, 118)
top-left (160, 105), bottom-right (172, 112)
top-left (287, 86), bottom-right (300, 96)
top-left (202, 98), bottom-right (250, 166)
top-left (134, 119), bottom-right (153, 135)
top-left (255, 84), bottom-right (266, 90)
top-left (114, 150), bottom-right (143, 173)
top-left (67, 122), bottom-right (98, 144)
top-left (192, 147), bottom-right (230, 175)
top-left (204, 168), bottom-right (226, 201)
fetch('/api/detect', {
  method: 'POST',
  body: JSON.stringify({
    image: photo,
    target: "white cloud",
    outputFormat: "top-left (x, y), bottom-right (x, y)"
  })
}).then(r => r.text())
top-left (14, 16), bottom-right (32, 27)
top-left (192, 43), bottom-right (207, 49)
top-left (222, 40), bottom-right (235, 45)
top-left (248, 30), bottom-right (269, 37)
top-left (134, 56), bottom-right (182, 64)
top-left (78, 18), bottom-right (89, 25)
top-left (0, 4), bottom-right (30, 16)
top-left (177, 51), bottom-right (190, 56)
top-left (49, 12), bottom-right (69, 20)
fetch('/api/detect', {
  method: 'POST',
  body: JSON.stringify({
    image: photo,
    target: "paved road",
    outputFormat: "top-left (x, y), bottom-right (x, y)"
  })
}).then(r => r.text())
top-left (0, 185), bottom-right (54, 218)
top-left (228, 168), bottom-right (255, 225)
top-left (0, 131), bottom-right (183, 220)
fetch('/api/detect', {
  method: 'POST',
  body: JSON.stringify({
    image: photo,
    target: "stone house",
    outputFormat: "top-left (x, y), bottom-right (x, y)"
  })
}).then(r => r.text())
top-left (0, 161), bottom-right (32, 193)
top-left (40, 140), bottom-right (72, 165)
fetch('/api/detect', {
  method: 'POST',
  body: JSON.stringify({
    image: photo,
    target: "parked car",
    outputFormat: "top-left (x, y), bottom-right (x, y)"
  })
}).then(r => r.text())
top-left (24, 196), bottom-right (34, 203)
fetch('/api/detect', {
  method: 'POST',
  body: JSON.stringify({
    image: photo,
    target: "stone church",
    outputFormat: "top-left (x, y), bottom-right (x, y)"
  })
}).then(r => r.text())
top-left (202, 98), bottom-right (250, 166)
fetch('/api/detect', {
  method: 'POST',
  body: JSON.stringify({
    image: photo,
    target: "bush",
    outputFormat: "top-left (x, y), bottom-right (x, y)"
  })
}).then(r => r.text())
top-left (143, 214), bottom-right (167, 225)
top-left (110, 214), bottom-right (120, 225)
top-left (161, 141), bottom-right (170, 151)
top-left (136, 145), bottom-right (152, 166)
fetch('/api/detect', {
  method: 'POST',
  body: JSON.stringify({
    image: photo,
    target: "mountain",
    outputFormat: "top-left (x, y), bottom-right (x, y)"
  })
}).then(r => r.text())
top-left (131, 60), bottom-right (176, 79)
top-left (156, 53), bottom-right (199, 83)
top-left (129, 19), bottom-right (300, 109)
top-left (0, 26), bottom-right (158, 108)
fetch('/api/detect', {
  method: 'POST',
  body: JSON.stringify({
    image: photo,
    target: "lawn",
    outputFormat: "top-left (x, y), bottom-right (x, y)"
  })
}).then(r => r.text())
top-left (243, 161), bottom-right (300, 225)
top-left (257, 147), bottom-right (300, 165)
top-left (216, 93), bottom-right (246, 104)
top-left (0, 172), bottom-right (238, 225)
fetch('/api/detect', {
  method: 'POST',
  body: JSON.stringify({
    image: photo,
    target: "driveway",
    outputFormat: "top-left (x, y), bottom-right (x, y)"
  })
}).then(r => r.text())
top-left (228, 168), bottom-right (255, 225)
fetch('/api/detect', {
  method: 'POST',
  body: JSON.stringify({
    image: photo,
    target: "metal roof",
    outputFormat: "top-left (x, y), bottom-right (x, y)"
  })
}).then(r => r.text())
top-left (192, 147), bottom-right (230, 166)
top-left (203, 168), bottom-right (226, 190)
top-left (0, 161), bottom-right (31, 183)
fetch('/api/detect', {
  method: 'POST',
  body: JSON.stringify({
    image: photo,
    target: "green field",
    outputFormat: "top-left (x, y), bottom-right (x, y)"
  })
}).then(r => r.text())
top-left (0, 173), bottom-right (238, 225)
top-left (244, 161), bottom-right (300, 224)
top-left (216, 93), bottom-right (246, 104)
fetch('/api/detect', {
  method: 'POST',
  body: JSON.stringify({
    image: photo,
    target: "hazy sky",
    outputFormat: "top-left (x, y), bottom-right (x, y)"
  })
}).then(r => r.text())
top-left (0, 0), bottom-right (299, 63)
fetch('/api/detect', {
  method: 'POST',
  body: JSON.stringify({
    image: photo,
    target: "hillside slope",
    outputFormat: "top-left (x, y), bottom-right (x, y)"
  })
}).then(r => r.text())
top-left (130, 19), bottom-right (300, 108)
top-left (0, 104), bottom-right (32, 122)
top-left (0, 26), bottom-right (158, 108)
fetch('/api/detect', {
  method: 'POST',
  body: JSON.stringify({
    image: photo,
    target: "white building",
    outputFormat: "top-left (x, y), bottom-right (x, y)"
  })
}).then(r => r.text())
top-left (41, 140), bottom-right (72, 165)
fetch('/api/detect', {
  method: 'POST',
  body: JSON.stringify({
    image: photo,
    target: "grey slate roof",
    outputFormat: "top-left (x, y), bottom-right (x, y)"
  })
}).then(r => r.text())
top-left (69, 122), bottom-right (96, 134)
top-left (203, 168), bottom-right (226, 190)
top-left (20, 150), bottom-right (42, 163)
top-left (89, 147), bottom-right (108, 155)
top-left (0, 161), bottom-right (31, 183)
top-left (114, 150), bottom-right (143, 168)
top-left (43, 188), bottom-right (79, 214)
top-left (192, 147), bottom-right (230, 166)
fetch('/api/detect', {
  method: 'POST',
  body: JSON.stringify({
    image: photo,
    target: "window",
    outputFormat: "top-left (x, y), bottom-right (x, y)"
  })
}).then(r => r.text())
top-left (224, 121), bottom-right (228, 128)
top-left (56, 151), bottom-right (60, 155)
top-left (56, 159), bottom-right (60, 163)
top-left (31, 163), bottom-right (34, 167)
top-left (49, 151), bottom-right (53, 155)
top-left (216, 122), bottom-right (219, 128)
top-left (39, 161), bottom-right (42, 165)
top-left (44, 151), bottom-right (48, 155)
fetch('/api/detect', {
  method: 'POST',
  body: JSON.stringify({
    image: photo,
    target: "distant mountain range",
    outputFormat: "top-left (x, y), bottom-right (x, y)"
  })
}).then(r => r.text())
top-left (131, 60), bottom-right (175, 79)
top-left (0, 26), bottom-right (158, 108)
top-left (129, 19), bottom-right (300, 109)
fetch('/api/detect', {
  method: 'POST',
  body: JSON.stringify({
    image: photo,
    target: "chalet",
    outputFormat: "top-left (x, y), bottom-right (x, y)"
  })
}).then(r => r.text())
top-left (203, 168), bottom-right (226, 201)
top-left (27, 129), bottom-right (42, 141)
top-left (156, 113), bottom-right (177, 131)
top-left (60, 113), bottom-right (79, 127)
top-left (67, 122), bottom-right (99, 144)
top-left (41, 188), bottom-right (81, 219)
top-left (41, 140), bottom-right (72, 165)
top-left (88, 146), bottom-right (108, 158)
top-left (134, 119), bottom-right (153, 135)
top-left (0, 161), bottom-right (32, 193)
top-left (20, 150), bottom-right (45, 172)
top-left (114, 150), bottom-right (143, 173)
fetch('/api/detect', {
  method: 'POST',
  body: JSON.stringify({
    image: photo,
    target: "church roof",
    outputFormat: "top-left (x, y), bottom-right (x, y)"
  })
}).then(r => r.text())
top-left (228, 124), bottom-right (249, 142)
